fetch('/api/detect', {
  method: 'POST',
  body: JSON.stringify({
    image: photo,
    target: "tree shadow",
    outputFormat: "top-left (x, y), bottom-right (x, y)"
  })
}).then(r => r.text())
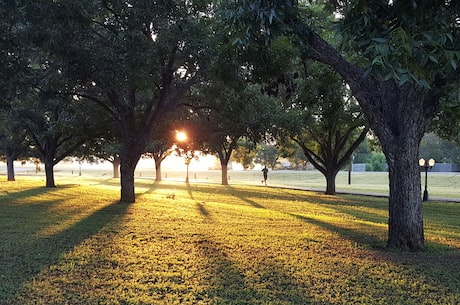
top-left (226, 185), bottom-right (265, 208)
top-left (1, 199), bottom-right (131, 303)
top-left (196, 201), bottom-right (210, 217)
top-left (0, 186), bottom-right (53, 203)
top-left (186, 181), bottom-right (195, 200)
top-left (290, 212), bottom-right (460, 303)
top-left (194, 236), bottom-right (315, 304)
top-left (289, 213), bottom-right (386, 249)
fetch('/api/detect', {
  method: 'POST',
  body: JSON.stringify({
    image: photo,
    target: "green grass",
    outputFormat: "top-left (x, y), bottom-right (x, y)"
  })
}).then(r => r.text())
top-left (3, 161), bottom-right (460, 199)
top-left (1, 176), bottom-right (459, 304)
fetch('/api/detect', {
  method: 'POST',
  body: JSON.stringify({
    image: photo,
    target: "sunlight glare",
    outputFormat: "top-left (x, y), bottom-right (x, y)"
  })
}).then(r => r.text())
top-left (176, 131), bottom-right (187, 142)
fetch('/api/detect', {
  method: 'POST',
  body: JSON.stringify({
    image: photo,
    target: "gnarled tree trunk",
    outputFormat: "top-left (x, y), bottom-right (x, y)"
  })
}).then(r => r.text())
top-left (217, 147), bottom-right (233, 186)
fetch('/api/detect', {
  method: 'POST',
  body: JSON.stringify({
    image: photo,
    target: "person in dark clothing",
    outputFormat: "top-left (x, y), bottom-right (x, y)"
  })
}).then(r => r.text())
top-left (262, 166), bottom-right (268, 185)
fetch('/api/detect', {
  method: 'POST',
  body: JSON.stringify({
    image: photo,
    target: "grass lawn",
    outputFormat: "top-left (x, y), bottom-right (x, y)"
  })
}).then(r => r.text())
top-left (1, 176), bottom-right (459, 304)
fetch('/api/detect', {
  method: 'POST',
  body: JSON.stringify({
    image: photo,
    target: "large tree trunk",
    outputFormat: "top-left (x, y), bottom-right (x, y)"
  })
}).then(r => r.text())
top-left (154, 156), bottom-right (162, 181)
top-left (217, 148), bottom-right (233, 186)
top-left (363, 87), bottom-right (436, 251)
top-left (221, 163), bottom-right (229, 185)
top-left (44, 160), bottom-right (55, 187)
top-left (385, 138), bottom-right (424, 250)
top-left (120, 154), bottom-right (139, 203)
top-left (119, 129), bottom-right (147, 203)
top-left (6, 155), bottom-right (15, 181)
top-left (325, 169), bottom-right (338, 195)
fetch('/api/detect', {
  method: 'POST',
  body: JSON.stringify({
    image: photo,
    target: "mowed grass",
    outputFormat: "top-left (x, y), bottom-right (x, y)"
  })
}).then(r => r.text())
top-left (0, 177), bottom-right (459, 305)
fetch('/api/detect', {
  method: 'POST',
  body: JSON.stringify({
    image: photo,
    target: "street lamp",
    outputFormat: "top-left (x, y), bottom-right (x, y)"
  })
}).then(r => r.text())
top-left (184, 154), bottom-right (191, 183)
top-left (419, 158), bottom-right (435, 201)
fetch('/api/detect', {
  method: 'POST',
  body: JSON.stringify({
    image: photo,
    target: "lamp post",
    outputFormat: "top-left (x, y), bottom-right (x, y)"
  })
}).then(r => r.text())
top-left (184, 154), bottom-right (191, 183)
top-left (419, 158), bottom-right (435, 201)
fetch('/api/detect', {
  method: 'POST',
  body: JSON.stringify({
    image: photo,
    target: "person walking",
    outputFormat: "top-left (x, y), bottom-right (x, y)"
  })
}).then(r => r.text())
top-left (262, 166), bottom-right (268, 185)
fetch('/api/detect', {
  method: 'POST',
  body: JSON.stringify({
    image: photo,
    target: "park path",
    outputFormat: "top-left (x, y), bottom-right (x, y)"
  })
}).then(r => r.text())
top-left (267, 184), bottom-right (460, 203)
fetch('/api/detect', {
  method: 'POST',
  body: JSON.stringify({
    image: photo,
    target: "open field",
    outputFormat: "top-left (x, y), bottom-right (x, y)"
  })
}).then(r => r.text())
top-left (2, 160), bottom-right (460, 199)
top-left (0, 176), bottom-right (459, 304)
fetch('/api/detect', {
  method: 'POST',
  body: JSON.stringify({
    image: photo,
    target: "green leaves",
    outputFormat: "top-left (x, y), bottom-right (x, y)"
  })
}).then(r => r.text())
top-left (339, 0), bottom-right (459, 89)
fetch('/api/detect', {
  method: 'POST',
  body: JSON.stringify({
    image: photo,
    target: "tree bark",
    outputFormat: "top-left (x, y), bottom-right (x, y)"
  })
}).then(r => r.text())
top-left (44, 160), bottom-right (56, 187)
top-left (325, 169), bottom-right (338, 195)
top-left (6, 155), bottom-right (15, 181)
top-left (221, 163), bottom-right (229, 185)
top-left (217, 147), bottom-right (233, 186)
top-left (385, 139), bottom-right (425, 250)
top-left (120, 155), bottom-right (138, 203)
top-left (154, 157), bottom-right (162, 181)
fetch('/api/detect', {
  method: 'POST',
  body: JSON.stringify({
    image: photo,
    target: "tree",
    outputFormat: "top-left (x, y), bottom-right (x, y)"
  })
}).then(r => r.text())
top-left (23, 0), bottom-right (215, 202)
top-left (254, 143), bottom-right (281, 169)
top-left (278, 64), bottom-right (368, 195)
top-left (280, 141), bottom-right (308, 170)
top-left (431, 85), bottom-right (460, 145)
top-left (200, 84), bottom-right (276, 185)
top-left (366, 152), bottom-right (387, 172)
top-left (15, 94), bottom-right (99, 187)
top-left (0, 110), bottom-right (29, 181)
top-left (225, 0), bottom-right (460, 250)
top-left (0, 1), bottom-right (32, 181)
top-left (419, 132), bottom-right (460, 164)
top-left (144, 122), bottom-right (178, 182)
top-left (79, 131), bottom-right (122, 179)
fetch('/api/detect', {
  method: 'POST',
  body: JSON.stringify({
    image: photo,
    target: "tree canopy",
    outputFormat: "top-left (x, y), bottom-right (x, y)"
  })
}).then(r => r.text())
top-left (2, 0), bottom-right (460, 252)
top-left (223, 0), bottom-right (460, 251)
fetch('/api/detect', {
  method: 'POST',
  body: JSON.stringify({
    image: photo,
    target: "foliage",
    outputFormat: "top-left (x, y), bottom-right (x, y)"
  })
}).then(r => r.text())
top-left (274, 62), bottom-right (368, 194)
top-left (254, 142), bottom-right (281, 169)
top-left (366, 152), bottom-right (387, 172)
top-left (0, 110), bottom-right (29, 160)
top-left (182, 80), bottom-right (278, 183)
top-left (420, 132), bottom-right (460, 164)
top-left (15, 0), bottom-right (218, 201)
top-left (431, 84), bottom-right (460, 145)
top-left (337, 0), bottom-right (460, 88)
top-left (0, 177), bottom-right (459, 304)
top-left (231, 138), bottom-right (257, 170)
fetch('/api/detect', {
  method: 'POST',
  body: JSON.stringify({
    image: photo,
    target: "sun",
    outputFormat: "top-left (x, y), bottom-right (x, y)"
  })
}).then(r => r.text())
top-left (176, 131), bottom-right (187, 142)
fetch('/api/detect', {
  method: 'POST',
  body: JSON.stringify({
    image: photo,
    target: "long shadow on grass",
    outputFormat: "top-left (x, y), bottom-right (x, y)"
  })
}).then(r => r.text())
top-left (186, 182), bottom-right (195, 200)
top-left (0, 186), bottom-right (53, 203)
top-left (226, 185), bottom-right (265, 208)
top-left (195, 237), bottom-right (312, 304)
top-left (290, 213), bottom-right (385, 249)
top-left (1, 200), bottom-right (130, 303)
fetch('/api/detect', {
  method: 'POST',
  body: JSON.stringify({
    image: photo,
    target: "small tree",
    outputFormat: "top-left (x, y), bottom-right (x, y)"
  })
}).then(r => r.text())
top-left (15, 94), bottom-right (99, 187)
top-left (273, 64), bottom-right (368, 194)
top-left (254, 143), bottom-right (281, 169)
top-left (0, 110), bottom-right (29, 181)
